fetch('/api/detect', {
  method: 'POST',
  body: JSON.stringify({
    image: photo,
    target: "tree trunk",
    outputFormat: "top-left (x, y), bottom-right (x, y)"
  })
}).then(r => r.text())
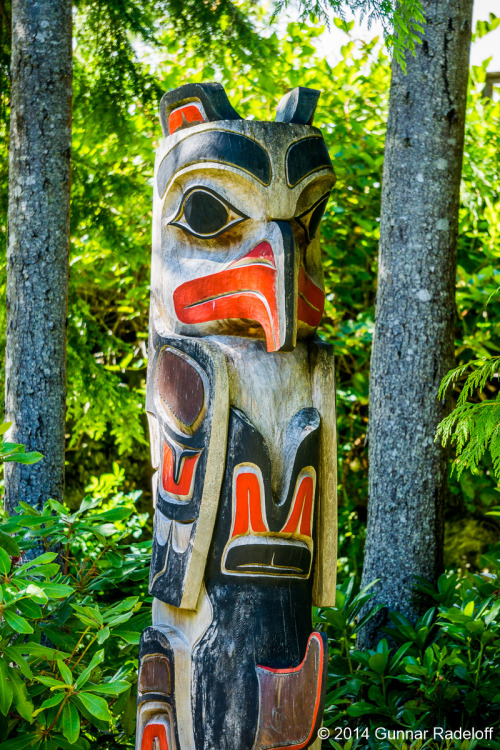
top-left (359, 0), bottom-right (473, 647)
top-left (5, 0), bottom-right (72, 513)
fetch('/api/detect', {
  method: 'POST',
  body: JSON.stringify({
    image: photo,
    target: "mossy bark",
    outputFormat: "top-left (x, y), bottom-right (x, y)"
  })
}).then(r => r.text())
top-left (5, 0), bottom-right (72, 513)
top-left (359, 0), bottom-right (473, 646)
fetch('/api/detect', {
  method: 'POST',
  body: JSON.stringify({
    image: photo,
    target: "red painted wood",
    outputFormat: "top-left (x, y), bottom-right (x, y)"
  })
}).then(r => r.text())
top-left (297, 267), bottom-right (324, 328)
top-left (141, 723), bottom-right (169, 750)
top-left (168, 104), bottom-right (204, 134)
top-left (231, 471), bottom-right (268, 536)
top-left (281, 475), bottom-right (314, 537)
top-left (162, 442), bottom-right (201, 498)
top-left (174, 265), bottom-right (280, 352)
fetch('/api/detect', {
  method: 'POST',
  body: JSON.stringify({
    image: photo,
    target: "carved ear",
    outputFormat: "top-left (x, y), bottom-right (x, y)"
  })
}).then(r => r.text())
top-left (160, 82), bottom-right (242, 137)
top-left (275, 87), bottom-right (320, 125)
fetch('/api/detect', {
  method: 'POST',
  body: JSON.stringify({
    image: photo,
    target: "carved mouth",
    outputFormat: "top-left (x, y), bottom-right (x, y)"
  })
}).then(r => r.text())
top-left (173, 262), bottom-right (280, 351)
top-left (222, 537), bottom-right (312, 578)
top-left (172, 242), bottom-right (325, 348)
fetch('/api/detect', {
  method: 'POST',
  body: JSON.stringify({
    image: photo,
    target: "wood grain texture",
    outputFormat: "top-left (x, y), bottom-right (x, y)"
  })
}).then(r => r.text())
top-left (310, 340), bottom-right (338, 607)
top-left (146, 317), bottom-right (229, 610)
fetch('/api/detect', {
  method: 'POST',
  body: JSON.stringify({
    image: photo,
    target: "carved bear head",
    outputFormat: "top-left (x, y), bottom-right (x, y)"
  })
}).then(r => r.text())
top-left (151, 82), bottom-right (335, 352)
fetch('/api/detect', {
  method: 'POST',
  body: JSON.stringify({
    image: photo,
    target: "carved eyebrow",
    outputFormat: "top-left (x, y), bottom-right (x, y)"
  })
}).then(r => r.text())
top-left (286, 137), bottom-right (333, 187)
top-left (157, 131), bottom-right (272, 196)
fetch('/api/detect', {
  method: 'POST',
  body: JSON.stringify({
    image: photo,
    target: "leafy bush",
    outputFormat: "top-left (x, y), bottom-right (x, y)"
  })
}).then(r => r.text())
top-left (316, 569), bottom-right (500, 750)
top-left (0, 462), bottom-right (150, 749)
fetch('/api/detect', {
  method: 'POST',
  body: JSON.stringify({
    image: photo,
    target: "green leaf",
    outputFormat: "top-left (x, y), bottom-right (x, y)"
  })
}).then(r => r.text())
top-left (3, 646), bottom-right (34, 679)
top-left (3, 609), bottom-right (34, 634)
top-left (82, 680), bottom-right (130, 695)
top-left (0, 529), bottom-right (20, 556)
top-left (115, 630), bottom-right (140, 645)
top-left (105, 612), bottom-right (134, 627)
top-left (97, 626), bottom-right (110, 644)
top-left (75, 649), bottom-right (105, 689)
top-left (16, 501), bottom-right (40, 516)
top-left (17, 598), bottom-right (43, 619)
top-left (77, 691), bottom-right (112, 722)
top-left (32, 692), bottom-right (65, 716)
top-left (58, 659), bottom-right (73, 685)
top-left (466, 619), bottom-right (485, 634)
top-left (464, 600), bottom-right (475, 617)
top-left (105, 550), bottom-right (122, 567)
top-left (121, 690), bottom-right (136, 737)
top-left (0, 659), bottom-right (13, 715)
top-left (0, 733), bottom-right (40, 750)
top-left (16, 552), bottom-right (58, 571)
top-left (368, 651), bottom-right (388, 675)
top-left (36, 676), bottom-right (68, 688)
top-left (3, 449), bottom-right (43, 465)
top-left (0, 547), bottom-right (11, 574)
top-left (40, 582), bottom-right (74, 598)
top-left (62, 700), bottom-right (80, 743)
top-left (21, 643), bottom-right (71, 660)
top-left (24, 584), bottom-right (48, 604)
top-left (92, 508), bottom-right (133, 522)
top-left (46, 499), bottom-right (68, 514)
top-left (347, 701), bottom-right (377, 716)
top-left (9, 667), bottom-right (34, 722)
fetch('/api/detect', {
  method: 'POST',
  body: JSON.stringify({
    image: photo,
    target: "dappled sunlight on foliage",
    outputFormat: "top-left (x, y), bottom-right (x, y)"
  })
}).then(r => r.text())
top-left (1, 11), bottom-right (498, 566)
top-left (0, 464), bottom-right (150, 748)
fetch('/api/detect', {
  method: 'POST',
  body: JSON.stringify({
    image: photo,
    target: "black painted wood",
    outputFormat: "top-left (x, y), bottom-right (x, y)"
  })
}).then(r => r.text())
top-left (189, 406), bottom-right (319, 749)
top-left (146, 323), bottom-right (217, 605)
top-left (286, 137), bottom-right (332, 187)
top-left (157, 131), bottom-right (272, 197)
top-left (276, 86), bottom-right (320, 125)
top-left (160, 82), bottom-right (242, 137)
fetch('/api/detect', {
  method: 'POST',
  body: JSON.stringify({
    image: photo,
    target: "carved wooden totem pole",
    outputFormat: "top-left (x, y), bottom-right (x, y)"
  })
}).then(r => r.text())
top-left (137, 82), bottom-right (337, 750)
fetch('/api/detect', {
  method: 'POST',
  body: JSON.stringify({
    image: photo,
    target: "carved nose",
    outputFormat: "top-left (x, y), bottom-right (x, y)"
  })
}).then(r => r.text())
top-left (271, 221), bottom-right (298, 352)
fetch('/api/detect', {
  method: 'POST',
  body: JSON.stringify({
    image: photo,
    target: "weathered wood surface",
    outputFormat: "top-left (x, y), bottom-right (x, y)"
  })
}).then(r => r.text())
top-left (138, 83), bottom-right (337, 750)
top-left (5, 0), bottom-right (72, 513)
top-left (360, 0), bottom-right (473, 646)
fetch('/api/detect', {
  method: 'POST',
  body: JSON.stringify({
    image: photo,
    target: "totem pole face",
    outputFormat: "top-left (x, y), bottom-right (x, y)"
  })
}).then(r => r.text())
top-left (151, 83), bottom-right (335, 352)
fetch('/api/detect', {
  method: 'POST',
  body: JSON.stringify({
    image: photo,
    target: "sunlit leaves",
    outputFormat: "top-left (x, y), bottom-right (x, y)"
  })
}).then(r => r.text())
top-left (0, 483), bottom-right (150, 747)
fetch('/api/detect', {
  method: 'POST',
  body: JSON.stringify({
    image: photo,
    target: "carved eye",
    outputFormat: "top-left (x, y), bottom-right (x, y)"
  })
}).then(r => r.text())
top-left (296, 193), bottom-right (330, 243)
top-left (169, 187), bottom-right (247, 239)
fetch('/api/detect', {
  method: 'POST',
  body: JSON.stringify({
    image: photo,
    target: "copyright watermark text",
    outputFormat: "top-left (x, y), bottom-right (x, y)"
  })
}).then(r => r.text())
top-left (318, 726), bottom-right (495, 742)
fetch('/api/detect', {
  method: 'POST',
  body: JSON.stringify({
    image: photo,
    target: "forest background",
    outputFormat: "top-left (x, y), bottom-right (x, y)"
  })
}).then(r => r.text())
top-left (0, 1), bottom-right (500, 749)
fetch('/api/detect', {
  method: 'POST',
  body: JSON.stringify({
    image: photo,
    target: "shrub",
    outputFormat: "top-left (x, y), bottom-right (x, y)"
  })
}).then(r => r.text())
top-left (316, 568), bottom-right (500, 750)
top-left (0, 443), bottom-right (150, 749)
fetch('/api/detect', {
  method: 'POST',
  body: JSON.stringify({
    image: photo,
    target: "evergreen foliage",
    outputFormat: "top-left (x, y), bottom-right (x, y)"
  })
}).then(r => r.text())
top-left (1, 10), bottom-right (499, 563)
top-left (437, 357), bottom-right (500, 480)
top-left (274, 0), bottom-right (425, 67)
